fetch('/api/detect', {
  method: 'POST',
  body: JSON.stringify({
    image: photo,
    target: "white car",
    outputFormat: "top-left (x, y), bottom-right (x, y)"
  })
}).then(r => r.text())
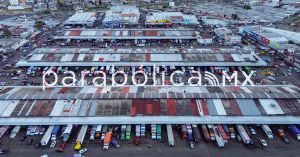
top-left (79, 148), bottom-right (87, 154)
top-left (249, 127), bottom-right (256, 135)
top-left (259, 138), bottom-right (268, 147)
top-left (267, 76), bottom-right (275, 81)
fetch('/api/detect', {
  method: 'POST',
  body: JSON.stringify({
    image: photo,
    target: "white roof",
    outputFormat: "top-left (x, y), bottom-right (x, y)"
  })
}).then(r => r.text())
top-left (259, 99), bottom-right (284, 115)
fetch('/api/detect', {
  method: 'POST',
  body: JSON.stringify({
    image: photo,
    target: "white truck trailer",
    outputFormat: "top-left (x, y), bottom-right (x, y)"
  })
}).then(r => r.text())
top-left (167, 124), bottom-right (174, 146)
top-left (40, 126), bottom-right (55, 146)
top-left (74, 125), bottom-right (88, 150)
top-left (236, 125), bottom-right (251, 144)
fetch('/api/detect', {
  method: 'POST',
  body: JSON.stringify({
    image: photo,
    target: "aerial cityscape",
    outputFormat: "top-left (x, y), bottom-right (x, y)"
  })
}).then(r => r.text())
top-left (0, 0), bottom-right (300, 156)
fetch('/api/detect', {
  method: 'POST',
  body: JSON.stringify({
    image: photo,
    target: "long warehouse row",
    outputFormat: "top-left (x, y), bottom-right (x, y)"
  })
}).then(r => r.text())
top-left (0, 98), bottom-right (299, 118)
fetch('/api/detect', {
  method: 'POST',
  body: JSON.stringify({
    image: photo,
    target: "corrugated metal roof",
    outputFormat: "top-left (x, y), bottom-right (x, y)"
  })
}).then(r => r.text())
top-left (235, 99), bottom-right (261, 116)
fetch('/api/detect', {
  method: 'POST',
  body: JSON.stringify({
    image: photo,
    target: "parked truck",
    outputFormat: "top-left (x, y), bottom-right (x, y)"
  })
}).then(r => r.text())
top-left (95, 124), bottom-right (102, 139)
top-left (156, 124), bottom-right (162, 140)
top-left (126, 125), bottom-right (131, 141)
top-left (62, 124), bottom-right (73, 142)
top-left (90, 125), bottom-right (97, 140)
top-left (181, 125), bottom-right (187, 139)
top-left (51, 125), bottom-right (60, 141)
top-left (135, 125), bottom-right (141, 137)
top-left (201, 124), bottom-right (210, 142)
top-left (228, 126), bottom-right (236, 139)
top-left (192, 125), bottom-right (201, 143)
top-left (236, 125), bottom-right (251, 144)
top-left (74, 125), bottom-right (88, 151)
top-left (141, 124), bottom-right (146, 137)
top-left (121, 125), bottom-right (126, 141)
top-left (103, 132), bottom-right (112, 150)
top-left (101, 125), bottom-right (108, 140)
top-left (167, 125), bottom-right (174, 146)
top-left (262, 125), bottom-right (273, 139)
top-left (10, 126), bottom-right (21, 139)
top-left (207, 125), bottom-right (216, 141)
top-left (289, 125), bottom-right (300, 140)
top-left (40, 126), bottom-right (55, 146)
top-left (151, 124), bottom-right (156, 140)
top-left (213, 125), bottom-right (225, 147)
top-left (217, 124), bottom-right (229, 142)
top-left (186, 125), bottom-right (193, 142)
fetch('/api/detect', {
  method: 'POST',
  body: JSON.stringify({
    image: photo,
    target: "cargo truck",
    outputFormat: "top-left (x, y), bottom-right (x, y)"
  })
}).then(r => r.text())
top-left (207, 125), bottom-right (216, 141)
top-left (217, 124), bottom-right (229, 142)
top-left (120, 125), bottom-right (126, 141)
top-left (95, 125), bottom-right (102, 139)
top-left (186, 125), bottom-right (193, 142)
top-left (90, 125), bottom-right (97, 140)
top-left (262, 125), bottom-right (273, 139)
top-left (40, 126), bottom-right (55, 146)
top-left (156, 124), bottom-right (162, 140)
top-left (51, 125), bottom-right (60, 141)
top-left (126, 125), bottom-right (131, 141)
top-left (289, 125), bottom-right (300, 140)
top-left (236, 125), bottom-right (251, 144)
top-left (151, 124), bottom-right (157, 140)
top-left (101, 125), bottom-right (108, 140)
top-left (74, 125), bottom-right (88, 151)
top-left (103, 132), bottom-right (112, 150)
top-left (181, 125), bottom-right (187, 139)
top-left (135, 125), bottom-right (141, 137)
top-left (201, 124), bottom-right (210, 142)
top-left (10, 126), bottom-right (21, 139)
top-left (192, 125), bottom-right (201, 143)
top-left (141, 124), bottom-right (146, 137)
top-left (228, 126), bottom-right (236, 139)
top-left (213, 125), bottom-right (225, 147)
top-left (62, 124), bottom-right (73, 142)
top-left (167, 125), bottom-right (174, 146)
top-left (222, 124), bottom-right (230, 137)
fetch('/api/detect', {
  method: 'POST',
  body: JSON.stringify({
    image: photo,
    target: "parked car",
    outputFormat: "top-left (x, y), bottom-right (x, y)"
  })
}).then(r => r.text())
top-left (259, 138), bottom-right (267, 147)
top-left (249, 127), bottom-right (256, 135)
top-left (27, 139), bottom-right (33, 145)
top-left (19, 135), bottom-right (27, 141)
top-left (79, 148), bottom-right (87, 154)
top-left (0, 149), bottom-right (8, 154)
top-left (189, 142), bottom-right (195, 149)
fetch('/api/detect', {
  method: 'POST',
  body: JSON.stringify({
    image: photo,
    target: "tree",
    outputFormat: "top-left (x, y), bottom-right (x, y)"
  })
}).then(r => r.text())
top-left (231, 14), bottom-right (238, 20)
top-left (2, 27), bottom-right (12, 38)
top-left (34, 20), bottom-right (45, 30)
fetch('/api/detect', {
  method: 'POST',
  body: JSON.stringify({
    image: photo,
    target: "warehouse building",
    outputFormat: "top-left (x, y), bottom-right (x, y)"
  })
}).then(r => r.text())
top-left (145, 12), bottom-right (199, 25)
top-left (0, 85), bottom-right (299, 125)
top-left (65, 12), bottom-right (97, 27)
top-left (102, 6), bottom-right (140, 28)
top-left (16, 47), bottom-right (267, 67)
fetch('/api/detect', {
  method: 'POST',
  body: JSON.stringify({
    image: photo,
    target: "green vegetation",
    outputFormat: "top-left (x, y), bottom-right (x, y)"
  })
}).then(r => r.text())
top-left (244, 4), bottom-right (251, 10)
top-left (34, 20), bottom-right (46, 30)
top-left (2, 27), bottom-right (12, 38)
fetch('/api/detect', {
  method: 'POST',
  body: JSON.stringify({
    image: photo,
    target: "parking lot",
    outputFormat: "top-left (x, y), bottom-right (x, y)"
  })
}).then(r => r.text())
top-left (0, 124), bottom-right (300, 157)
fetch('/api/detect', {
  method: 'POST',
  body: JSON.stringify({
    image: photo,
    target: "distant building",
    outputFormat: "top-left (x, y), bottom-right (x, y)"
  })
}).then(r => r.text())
top-left (103, 6), bottom-right (140, 28)
top-left (65, 12), bottom-right (97, 27)
top-left (145, 12), bottom-right (199, 25)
